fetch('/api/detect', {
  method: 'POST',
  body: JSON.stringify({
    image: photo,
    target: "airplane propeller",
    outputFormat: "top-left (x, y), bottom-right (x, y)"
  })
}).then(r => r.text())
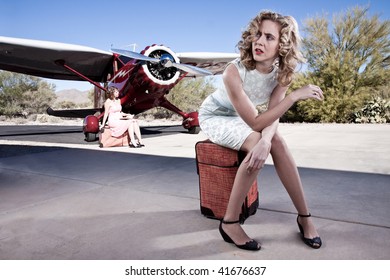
top-left (111, 48), bottom-right (212, 76)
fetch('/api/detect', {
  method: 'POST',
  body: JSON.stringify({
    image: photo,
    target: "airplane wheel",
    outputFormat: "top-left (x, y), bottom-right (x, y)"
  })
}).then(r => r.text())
top-left (85, 132), bottom-right (97, 142)
top-left (188, 126), bottom-right (200, 134)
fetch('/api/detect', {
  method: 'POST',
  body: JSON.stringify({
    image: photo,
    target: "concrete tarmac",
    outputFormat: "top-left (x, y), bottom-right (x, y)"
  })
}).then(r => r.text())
top-left (0, 123), bottom-right (389, 260)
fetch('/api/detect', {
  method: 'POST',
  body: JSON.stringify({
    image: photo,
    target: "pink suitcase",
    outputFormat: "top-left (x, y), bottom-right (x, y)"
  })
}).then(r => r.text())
top-left (99, 127), bottom-right (129, 148)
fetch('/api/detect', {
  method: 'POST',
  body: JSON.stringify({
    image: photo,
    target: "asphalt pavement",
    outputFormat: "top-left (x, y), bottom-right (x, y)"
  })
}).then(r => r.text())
top-left (0, 123), bottom-right (389, 260)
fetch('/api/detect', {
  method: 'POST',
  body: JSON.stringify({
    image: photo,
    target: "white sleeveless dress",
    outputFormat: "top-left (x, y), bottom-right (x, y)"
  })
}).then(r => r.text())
top-left (199, 58), bottom-right (278, 150)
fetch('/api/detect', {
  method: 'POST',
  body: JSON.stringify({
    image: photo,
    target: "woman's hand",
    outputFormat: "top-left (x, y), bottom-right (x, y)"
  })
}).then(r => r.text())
top-left (122, 113), bottom-right (134, 119)
top-left (290, 84), bottom-right (324, 102)
top-left (245, 138), bottom-right (272, 173)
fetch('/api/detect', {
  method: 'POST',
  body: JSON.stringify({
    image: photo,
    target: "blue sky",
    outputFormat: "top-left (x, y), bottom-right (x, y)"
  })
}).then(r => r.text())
top-left (1, 0), bottom-right (389, 91)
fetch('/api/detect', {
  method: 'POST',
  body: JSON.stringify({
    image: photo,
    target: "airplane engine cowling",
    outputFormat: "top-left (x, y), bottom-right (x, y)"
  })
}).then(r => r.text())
top-left (140, 45), bottom-right (181, 86)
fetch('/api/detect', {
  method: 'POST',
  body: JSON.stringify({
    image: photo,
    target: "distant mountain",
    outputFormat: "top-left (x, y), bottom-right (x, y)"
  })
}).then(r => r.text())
top-left (55, 89), bottom-right (91, 105)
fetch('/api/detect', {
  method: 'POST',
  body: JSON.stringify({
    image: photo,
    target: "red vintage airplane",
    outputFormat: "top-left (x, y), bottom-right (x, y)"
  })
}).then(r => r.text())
top-left (0, 36), bottom-right (238, 141)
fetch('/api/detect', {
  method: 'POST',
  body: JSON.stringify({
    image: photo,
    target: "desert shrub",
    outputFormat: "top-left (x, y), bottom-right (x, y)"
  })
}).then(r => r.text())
top-left (352, 97), bottom-right (390, 123)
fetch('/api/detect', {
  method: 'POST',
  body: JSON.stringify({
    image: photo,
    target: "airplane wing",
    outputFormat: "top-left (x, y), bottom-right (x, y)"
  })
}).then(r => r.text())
top-left (46, 107), bottom-right (100, 118)
top-left (46, 107), bottom-right (103, 119)
top-left (177, 52), bottom-right (239, 76)
top-left (0, 36), bottom-right (114, 82)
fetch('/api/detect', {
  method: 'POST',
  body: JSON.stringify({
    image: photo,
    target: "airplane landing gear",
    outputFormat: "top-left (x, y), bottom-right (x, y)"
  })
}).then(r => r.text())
top-left (182, 111), bottom-right (200, 134)
top-left (188, 126), bottom-right (201, 134)
top-left (83, 115), bottom-right (99, 142)
top-left (84, 132), bottom-right (97, 142)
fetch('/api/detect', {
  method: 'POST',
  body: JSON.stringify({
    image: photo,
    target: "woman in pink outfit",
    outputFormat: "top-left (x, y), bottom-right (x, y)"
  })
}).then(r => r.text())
top-left (100, 86), bottom-right (144, 148)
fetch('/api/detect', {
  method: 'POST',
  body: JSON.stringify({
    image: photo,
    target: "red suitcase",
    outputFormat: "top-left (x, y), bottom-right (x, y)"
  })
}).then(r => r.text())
top-left (195, 140), bottom-right (259, 224)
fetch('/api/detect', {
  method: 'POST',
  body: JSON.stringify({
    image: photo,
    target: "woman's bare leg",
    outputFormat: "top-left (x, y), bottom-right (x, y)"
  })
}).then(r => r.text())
top-left (127, 123), bottom-right (137, 145)
top-left (222, 132), bottom-right (261, 245)
top-left (270, 131), bottom-right (319, 239)
top-left (132, 121), bottom-right (143, 145)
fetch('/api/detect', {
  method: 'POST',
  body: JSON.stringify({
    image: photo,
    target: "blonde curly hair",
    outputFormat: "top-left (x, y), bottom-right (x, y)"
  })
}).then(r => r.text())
top-left (237, 11), bottom-right (305, 86)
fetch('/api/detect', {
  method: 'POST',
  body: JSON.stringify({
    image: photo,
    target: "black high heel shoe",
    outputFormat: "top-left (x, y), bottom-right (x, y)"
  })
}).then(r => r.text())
top-left (219, 220), bottom-right (261, 251)
top-left (297, 213), bottom-right (322, 249)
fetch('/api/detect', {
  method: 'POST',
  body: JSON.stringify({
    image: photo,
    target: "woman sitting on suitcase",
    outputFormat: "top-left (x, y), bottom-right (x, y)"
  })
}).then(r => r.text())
top-left (199, 11), bottom-right (324, 250)
top-left (100, 86), bottom-right (145, 148)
